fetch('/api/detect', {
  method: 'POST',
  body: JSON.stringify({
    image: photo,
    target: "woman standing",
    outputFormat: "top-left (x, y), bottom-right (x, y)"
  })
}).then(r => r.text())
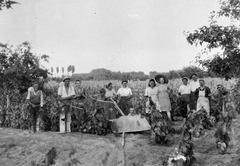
top-left (145, 79), bottom-right (161, 113)
top-left (155, 75), bottom-right (172, 121)
top-left (117, 80), bottom-right (133, 116)
top-left (105, 83), bottom-right (117, 99)
top-left (194, 79), bottom-right (212, 115)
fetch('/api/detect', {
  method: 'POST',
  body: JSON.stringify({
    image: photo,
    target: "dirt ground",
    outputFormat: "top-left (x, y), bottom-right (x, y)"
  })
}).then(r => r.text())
top-left (1, 117), bottom-right (240, 166)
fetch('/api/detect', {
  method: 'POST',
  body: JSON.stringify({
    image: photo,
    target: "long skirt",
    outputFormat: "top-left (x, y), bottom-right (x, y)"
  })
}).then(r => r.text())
top-left (158, 92), bottom-right (171, 112)
top-left (104, 98), bottom-right (117, 120)
top-left (118, 97), bottom-right (132, 116)
top-left (197, 97), bottom-right (210, 115)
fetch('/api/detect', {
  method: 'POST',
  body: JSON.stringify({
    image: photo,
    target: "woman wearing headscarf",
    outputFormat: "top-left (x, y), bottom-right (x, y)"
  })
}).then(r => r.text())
top-left (145, 79), bottom-right (161, 114)
top-left (155, 74), bottom-right (172, 121)
top-left (117, 80), bottom-right (133, 116)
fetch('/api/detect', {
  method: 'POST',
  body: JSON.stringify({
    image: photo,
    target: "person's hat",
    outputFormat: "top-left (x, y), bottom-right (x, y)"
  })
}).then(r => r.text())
top-left (182, 77), bottom-right (188, 81)
top-left (154, 74), bottom-right (168, 84)
top-left (199, 78), bottom-right (205, 82)
top-left (122, 80), bottom-right (128, 84)
top-left (63, 76), bottom-right (70, 82)
top-left (191, 73), bottom-right (198, 78)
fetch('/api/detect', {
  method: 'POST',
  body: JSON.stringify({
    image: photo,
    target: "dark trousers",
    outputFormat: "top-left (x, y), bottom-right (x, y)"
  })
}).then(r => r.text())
top-left (118, 97), bottom-right (132, 116)
top-left (179, 94), bottom-right (190, 118)
top-left (190, 92), bottom-right (197, 110)
top-left (27, 105), bottom-right (40, 132)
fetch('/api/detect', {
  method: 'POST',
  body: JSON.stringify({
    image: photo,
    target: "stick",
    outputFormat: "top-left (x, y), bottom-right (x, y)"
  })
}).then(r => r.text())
top-left (110, 98), bottom-right (125, 116)
top-left (122, 132), bottom-right (126, 166)
top-left (71, 105), bottom-right (84, 110)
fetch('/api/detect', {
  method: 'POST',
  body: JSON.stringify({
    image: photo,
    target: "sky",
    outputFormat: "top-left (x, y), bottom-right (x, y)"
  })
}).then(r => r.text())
top-left (0, 0), bottom-right (222, 75)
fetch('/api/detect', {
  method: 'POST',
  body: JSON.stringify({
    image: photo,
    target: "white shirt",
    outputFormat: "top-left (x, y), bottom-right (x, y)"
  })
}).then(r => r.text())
top-left (117, 87), bottom-right (132, 97)
top-left (178, 84), bottom-right (191, 95)
top-left (105, 89), bottom-right (117, 98)
top-left (190, 80), bottom-right (200, 92)
top-left (145, 87), bottom-right (158, 102)
top-left (58, 85), bottom-right (75, 98)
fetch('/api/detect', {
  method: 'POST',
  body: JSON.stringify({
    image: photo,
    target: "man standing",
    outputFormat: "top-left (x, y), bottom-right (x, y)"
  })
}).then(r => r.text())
top-left (178, 77), bottom-right (191, 118)
top-left (26, 81), bottom-right (44, 133)
top-left (58, 76), bottom-right (75, 133)
top-left (189, 74), bottom-right (200, 110)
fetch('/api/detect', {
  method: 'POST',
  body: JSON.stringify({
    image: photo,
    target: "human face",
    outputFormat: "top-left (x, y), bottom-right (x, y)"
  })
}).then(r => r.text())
top-left (183, 79), bottom-right (188, 85)
top-left (33, 83), bottom-right (39, 91)
top-left (199, 81), bottom-right (204, 87)
top-left (75, 81), bottom-right (81, 88)
top-left (108, 84), bottom-right (112, 90)
top-left (159, 78), bottom-right (164, 84)
top-left (149, 81), bottom-right (155, 88)
top-left (122, 82), bottom-right (127, 88)
top-left (64, 79), bottom-right (70, 86)
top-left (192, 75), bottom-right (197, 81)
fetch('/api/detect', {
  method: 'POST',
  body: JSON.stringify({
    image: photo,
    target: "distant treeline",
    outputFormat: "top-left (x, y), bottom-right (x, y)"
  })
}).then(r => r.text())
top-left (51, 66), bottom-right (216, 82)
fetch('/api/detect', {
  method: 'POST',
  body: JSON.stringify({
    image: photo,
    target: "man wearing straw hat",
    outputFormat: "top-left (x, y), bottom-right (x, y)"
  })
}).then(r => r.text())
top-left (58, 76), bottom-right (75, 133)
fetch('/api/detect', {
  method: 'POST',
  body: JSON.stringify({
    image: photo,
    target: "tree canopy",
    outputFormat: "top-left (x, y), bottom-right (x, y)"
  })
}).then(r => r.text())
top-left (186, 0), bottom-right (240, 79)
top-left (0, 42), bottom-right (49, 93)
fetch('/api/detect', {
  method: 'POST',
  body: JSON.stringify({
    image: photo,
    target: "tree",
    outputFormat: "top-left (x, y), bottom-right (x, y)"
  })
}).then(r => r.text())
top-left (186, 0), bottom-right (240, 79)
top-left (0, 42), bottom-right (49, 93)
top-left (56, 67), bottom-right (59, 74)
top-left (0, 0), bottom-right (19, 10)
top-left (67, 65), bottom-right (72, 75)
top-left (62, 67), bottom-right (64, 76)
top-left (51, 67), bottom-right (53, 74)
top-left (72, 65), bottom-right (75, 74)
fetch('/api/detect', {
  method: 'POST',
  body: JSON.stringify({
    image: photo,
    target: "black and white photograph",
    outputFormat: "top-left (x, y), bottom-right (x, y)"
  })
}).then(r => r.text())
top-left (0, 0), bottom-right (240, 165)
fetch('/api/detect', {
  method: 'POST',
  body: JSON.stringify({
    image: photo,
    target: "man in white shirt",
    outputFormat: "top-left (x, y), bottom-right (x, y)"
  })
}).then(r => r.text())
top-left (178, 77), bottom-right (191, 118)
top-left (58, 76), bottom-right (75, 133)
top-left (189, 73), bottom-right (200, 110)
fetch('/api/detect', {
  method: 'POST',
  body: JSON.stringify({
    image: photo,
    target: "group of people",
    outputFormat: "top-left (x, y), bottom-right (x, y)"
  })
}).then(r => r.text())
top-left (26, 73), bottom-right (225, 133)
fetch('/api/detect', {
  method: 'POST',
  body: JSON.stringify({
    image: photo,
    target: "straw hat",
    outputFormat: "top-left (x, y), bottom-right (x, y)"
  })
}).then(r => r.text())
top-left (63, 76), bottom-right (70, 82)
top-left (154, 74), bottom-right (168, 84)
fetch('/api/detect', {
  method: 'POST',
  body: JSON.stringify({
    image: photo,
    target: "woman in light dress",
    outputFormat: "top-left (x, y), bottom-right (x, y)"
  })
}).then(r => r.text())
top-left (145, 79), bottom-right (161, 114)
top-left (155, 75), bottom-right (172, 121)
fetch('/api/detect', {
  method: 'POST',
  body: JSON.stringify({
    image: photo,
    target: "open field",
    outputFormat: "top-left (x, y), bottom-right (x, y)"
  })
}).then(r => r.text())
top-left (0, 116), bottom-right (240, 166)
top-left (0, 78), bottom-right (239, 166)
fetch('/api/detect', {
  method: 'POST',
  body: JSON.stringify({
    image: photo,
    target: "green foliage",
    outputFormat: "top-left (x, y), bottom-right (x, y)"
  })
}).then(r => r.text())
top-left (186, 0), bottom-right (240, 78)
